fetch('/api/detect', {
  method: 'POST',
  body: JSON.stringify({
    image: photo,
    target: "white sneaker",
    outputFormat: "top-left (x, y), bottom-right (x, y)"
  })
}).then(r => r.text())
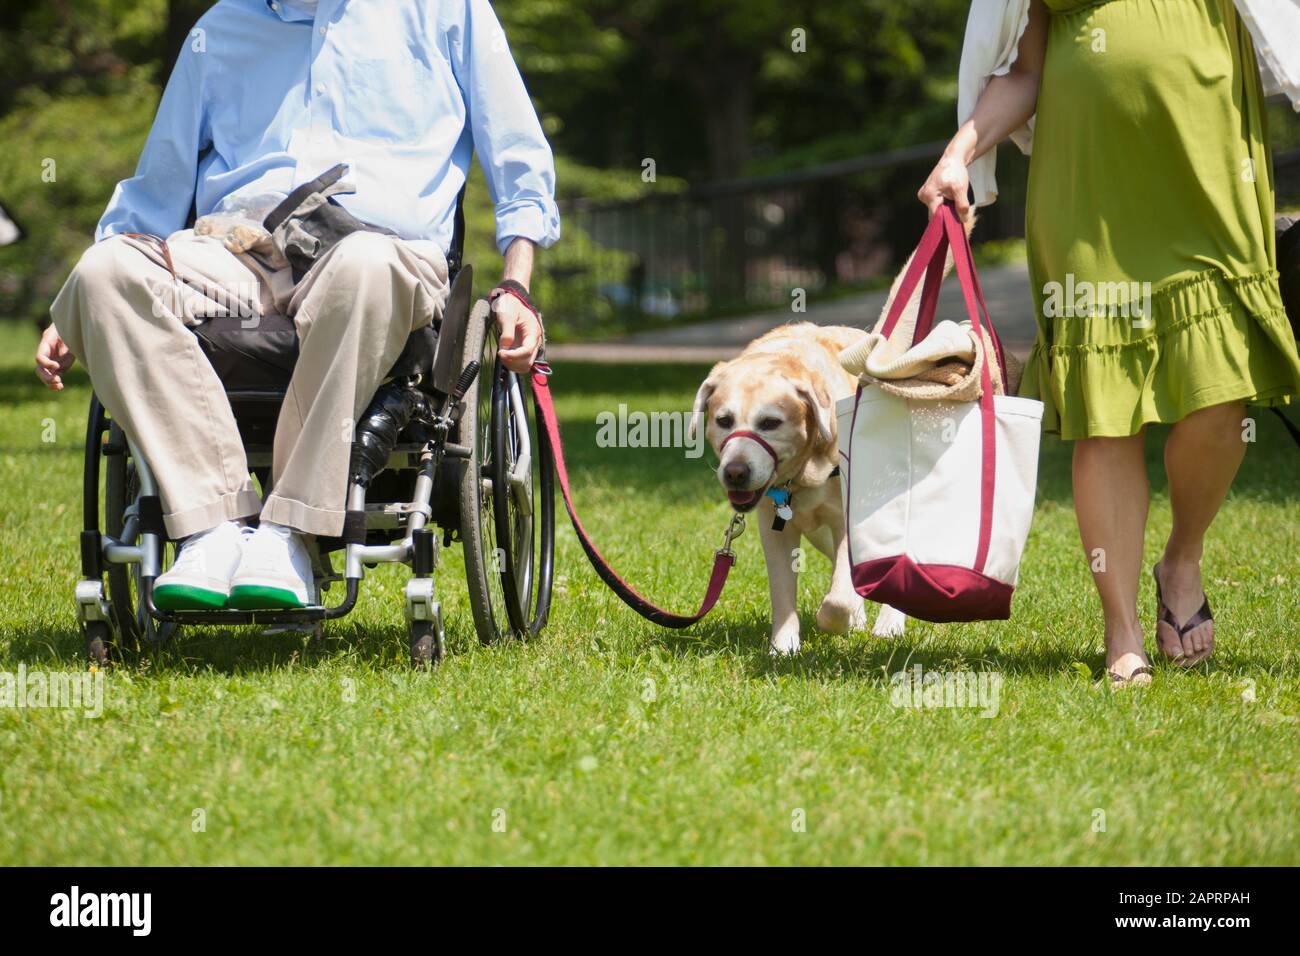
top-left (153, 521), bottom-right (246, 610)
top-left (227, 522), bottom-right (316, 609)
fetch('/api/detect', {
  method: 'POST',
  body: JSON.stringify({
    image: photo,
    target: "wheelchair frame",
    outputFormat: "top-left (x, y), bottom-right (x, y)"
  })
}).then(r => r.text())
top-left (74, 239), bottom-right (556, 668)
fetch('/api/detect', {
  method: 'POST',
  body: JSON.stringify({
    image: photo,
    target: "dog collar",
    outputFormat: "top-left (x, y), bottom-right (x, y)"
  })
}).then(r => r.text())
top-left (720, 429), bottom-right (779, 467)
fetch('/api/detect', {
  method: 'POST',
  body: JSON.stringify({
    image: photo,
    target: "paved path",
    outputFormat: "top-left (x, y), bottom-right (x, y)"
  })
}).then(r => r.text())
top-left (549, 260), bottom-right (1039, 364)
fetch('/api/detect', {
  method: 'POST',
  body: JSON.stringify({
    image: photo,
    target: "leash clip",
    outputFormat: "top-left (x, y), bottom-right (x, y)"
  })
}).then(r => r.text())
top-left (718, 513), bottom-right (746, 558)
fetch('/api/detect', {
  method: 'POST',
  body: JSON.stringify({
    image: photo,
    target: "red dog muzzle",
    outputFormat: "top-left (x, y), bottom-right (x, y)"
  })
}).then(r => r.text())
top-left (720, 430), bottom-right (779, 467)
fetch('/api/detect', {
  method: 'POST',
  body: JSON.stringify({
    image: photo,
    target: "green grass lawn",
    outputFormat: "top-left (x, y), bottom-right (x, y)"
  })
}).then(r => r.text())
top-left (1, 321), bottom-right (1298, 866)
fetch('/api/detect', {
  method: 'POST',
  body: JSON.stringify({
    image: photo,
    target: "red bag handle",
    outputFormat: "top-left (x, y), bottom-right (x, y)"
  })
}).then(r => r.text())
top-left (939, 204), bottom-right (997, 574)
top-left (878, 211), bottom-right (950, 343)
top-left (876, 202), bottom-right (1009, 383)
top-left (863, 203), bottom-right (1002, 575)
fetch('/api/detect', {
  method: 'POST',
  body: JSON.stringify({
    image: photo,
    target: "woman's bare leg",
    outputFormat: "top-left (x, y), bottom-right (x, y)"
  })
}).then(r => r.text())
top-left (1073, 433), bottom-right (1150, 681)
top-left (1156, 401), bottom-right (1247, 665)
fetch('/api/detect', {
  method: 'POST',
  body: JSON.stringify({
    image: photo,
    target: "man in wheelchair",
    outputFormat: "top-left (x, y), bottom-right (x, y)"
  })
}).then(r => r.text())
top-left (34, 0), bottom-right (557, 612)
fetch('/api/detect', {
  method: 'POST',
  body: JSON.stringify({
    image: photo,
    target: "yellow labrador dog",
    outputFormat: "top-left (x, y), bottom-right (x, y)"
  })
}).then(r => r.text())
top-left (691, 323), bottom-right (907, 654)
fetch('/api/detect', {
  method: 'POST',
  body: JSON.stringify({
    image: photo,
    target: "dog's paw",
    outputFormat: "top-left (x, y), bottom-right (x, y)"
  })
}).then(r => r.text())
top-left (769, 628), bottom-right (801, 656)
top-left (816, 596), bottom-right (865, 634)
top-left (871, 604), bottom-right (907, 638)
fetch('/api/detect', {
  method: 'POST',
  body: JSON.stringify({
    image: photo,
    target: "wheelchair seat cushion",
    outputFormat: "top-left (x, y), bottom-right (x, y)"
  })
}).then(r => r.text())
top-left (194, 314), bottom-right (299, 392)
top-left (193, 316), bottom-right (438, 393)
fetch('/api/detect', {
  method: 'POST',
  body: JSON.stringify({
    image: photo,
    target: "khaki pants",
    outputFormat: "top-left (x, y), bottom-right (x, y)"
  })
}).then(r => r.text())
top-left (53, 229), bottom-right (449, 538)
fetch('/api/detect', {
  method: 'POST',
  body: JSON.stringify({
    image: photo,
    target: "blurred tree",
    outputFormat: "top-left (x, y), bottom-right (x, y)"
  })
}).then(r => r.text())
top-left (498, 0), bottom-right (970, 182)
top-left (0, 0), bottom-right (973, 330)
top-left (0, 0), bottom-right (170, 325)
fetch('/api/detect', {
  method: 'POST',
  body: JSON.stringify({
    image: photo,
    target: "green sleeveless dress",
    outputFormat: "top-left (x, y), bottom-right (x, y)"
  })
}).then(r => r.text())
top-left (1021, 0), bottom-right (1300, 439)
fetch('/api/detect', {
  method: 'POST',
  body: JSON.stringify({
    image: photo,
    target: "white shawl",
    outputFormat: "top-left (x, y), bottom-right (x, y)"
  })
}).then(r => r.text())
top-left (962, 0), bottom-right (1300, 207)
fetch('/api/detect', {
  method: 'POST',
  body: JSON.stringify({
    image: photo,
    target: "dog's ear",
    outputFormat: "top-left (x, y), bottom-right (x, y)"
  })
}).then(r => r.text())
top-left (690, 363), bottom-right (726, 440)
top-left (794, 378), bottom-right (837, 486)
top-left (794, 379), bottom-right (833, 447)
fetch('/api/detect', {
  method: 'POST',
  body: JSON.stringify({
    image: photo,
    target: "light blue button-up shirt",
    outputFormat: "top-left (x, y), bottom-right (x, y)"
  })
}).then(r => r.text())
top-left (97, 0), bottom-right (560, 254)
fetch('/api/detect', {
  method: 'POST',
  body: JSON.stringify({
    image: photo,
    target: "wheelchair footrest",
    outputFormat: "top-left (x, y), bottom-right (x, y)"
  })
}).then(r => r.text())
top-left (150, 606), bottom-right (331, 625)
top-left (144, 578), bottom-right (361, 625)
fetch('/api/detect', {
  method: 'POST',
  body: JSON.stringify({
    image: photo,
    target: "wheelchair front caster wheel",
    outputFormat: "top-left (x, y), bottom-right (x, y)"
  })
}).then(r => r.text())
top-left (409, 619), bottom-right (445, 668)
top-left (84, 621), bottom-right (112, 667)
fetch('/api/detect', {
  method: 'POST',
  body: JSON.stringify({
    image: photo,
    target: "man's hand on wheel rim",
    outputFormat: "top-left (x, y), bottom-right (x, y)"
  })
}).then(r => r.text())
top-left (494, 294), bottom-right (543, 373)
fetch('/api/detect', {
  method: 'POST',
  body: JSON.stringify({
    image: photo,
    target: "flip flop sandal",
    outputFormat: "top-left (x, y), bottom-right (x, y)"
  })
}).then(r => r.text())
top-left (1153, 565), bottom-right (1214, 664)
top-left (1107, 665), bottom-right (1154, 688)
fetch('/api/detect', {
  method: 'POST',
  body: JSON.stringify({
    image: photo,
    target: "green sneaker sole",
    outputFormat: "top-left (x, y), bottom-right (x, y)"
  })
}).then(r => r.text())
top-left (227, 584), bottom-right (308, 610)
top-left (153, 583), bottom-right (229, 611)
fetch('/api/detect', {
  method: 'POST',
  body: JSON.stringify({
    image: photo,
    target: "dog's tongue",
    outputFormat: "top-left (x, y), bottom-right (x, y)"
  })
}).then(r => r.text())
top-left (728, 490), bottom-right (759, 507)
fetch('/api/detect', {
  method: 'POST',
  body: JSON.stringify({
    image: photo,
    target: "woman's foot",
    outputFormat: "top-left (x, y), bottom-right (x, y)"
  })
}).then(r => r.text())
top-left (1152, 559), bottom-right (1215, 666)
top-left (1105, 625), bottom-right (1153, 688)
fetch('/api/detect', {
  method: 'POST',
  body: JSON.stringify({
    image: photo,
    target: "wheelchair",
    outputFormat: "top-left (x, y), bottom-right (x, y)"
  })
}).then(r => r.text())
top-left (73, 233), bottom-right (556, 668)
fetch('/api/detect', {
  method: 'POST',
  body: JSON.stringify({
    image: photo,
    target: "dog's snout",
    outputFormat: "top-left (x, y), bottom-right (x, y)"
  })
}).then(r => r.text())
top-left (723, 460), bottom-right (750, 488)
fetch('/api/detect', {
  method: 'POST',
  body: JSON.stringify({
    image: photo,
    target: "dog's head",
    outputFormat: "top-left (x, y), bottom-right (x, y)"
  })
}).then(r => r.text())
top-left (691, 354), bottom-right (835, 512)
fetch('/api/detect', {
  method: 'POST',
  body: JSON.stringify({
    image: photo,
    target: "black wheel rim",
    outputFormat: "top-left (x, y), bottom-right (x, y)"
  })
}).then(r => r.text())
top-left (103, 422), bottom-right (176, 648)
top-left (493, 365), bottom-right (535, 633)
top-left (475, 322), bottom-right (513, 639)
top-left (122, 459), bottom-right (178, 646)
top-left (487, 354), bottom-right (555, 637)
top-left (529, 385), bottom-right (555, 633)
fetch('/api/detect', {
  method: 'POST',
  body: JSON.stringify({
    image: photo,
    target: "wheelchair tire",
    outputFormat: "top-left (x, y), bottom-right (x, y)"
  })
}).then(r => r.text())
top-left (489, 363), bottom-right (555, 637)
top-left (459, 300), bottom-right (514, 644)
top-left (84, 621), bottom-right (112, 668)
top-left (103, 422), bottom-right (177, 653)
top-left (409, 618), bottom-right (446, 668)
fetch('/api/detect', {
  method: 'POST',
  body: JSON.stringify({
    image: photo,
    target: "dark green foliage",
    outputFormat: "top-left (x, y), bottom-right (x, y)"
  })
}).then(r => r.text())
top-left (0, 0), bottom-right (974, 327)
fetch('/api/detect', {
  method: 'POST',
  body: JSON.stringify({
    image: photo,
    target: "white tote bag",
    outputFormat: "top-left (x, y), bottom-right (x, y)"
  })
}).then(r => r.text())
top-left (836, 205), bottom-right (1043, 622)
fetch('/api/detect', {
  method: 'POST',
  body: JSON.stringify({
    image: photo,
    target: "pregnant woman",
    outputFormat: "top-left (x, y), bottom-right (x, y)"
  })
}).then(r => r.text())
top-left (919, 0), bottom-right (1300, 684)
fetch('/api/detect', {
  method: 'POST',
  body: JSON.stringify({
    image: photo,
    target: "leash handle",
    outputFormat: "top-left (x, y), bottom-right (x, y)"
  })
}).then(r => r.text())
top-left (531, 368), bottom-right (736, 628)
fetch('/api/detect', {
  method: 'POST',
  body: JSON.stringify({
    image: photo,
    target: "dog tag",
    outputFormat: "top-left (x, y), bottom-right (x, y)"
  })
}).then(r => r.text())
top-left (767, 488), bottom-right (794, 531)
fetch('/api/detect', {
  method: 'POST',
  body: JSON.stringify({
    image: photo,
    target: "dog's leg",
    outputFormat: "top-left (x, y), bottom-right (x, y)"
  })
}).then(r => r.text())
top-left (759, 505), bottom-right (803, 655)
top-left (872, 603), bottom-right (908, 638)
top-left (815, 516), bottom-right (870, 635)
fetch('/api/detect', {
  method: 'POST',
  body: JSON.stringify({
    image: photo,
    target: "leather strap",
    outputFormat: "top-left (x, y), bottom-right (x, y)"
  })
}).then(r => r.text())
top-left (532, 368), bottom-right (737, 628)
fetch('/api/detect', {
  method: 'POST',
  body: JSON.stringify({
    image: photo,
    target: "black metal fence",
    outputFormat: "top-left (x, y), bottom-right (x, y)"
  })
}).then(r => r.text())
top-left (556, 142), bottom-right (1030, 330)
top-left (556, 141), bottom-right (1300, 333)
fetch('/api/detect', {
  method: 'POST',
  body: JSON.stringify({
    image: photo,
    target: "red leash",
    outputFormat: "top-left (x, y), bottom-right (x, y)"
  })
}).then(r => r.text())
top-left (530, 364), bottom-right (744, 628)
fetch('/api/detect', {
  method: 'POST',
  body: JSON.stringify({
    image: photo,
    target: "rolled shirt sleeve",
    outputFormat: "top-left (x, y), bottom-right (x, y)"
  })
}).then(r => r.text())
top-left (453, 0), bottom-right (561, 254)
top-left (96, 40), bottom-right (208, 241)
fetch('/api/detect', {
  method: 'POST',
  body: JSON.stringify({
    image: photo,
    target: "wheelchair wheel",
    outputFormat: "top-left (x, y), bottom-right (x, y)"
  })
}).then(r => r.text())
top-left (103, 420), bottom-right (178, 654)
top-left (489, 354), bottom-right (555, 637)
top-left (459, 300), bottom-right (514, 643)
top-left (458, 301), bottom-right (555, 642)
